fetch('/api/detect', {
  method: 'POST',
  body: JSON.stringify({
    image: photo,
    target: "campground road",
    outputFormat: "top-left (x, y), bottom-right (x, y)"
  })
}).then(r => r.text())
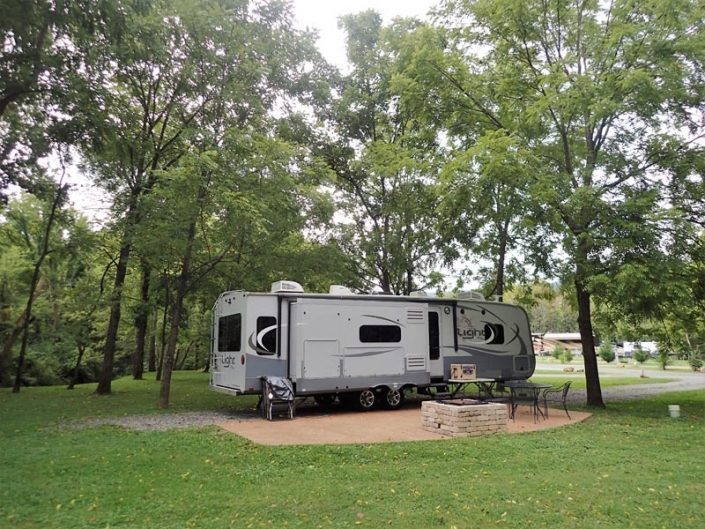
top-left (535, 362), bottom-right (705, 404)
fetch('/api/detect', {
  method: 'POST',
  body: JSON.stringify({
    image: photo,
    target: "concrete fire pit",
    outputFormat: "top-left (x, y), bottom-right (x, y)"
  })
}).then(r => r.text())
top-left (421, 399), bottom-right (508, 438)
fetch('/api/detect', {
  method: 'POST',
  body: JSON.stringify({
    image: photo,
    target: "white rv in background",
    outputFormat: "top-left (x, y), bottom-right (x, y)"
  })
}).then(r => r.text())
top-left (210, 281), bottom-right (535, 410)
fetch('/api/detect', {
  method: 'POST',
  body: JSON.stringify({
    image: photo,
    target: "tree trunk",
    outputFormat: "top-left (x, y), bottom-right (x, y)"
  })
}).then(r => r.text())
top-left (494, 222), bottom-right (509, 301)
top-left (1, 309), bottom-right (29, 385)
top-left (96, 191), bottom-right (140, 394)
top-left (95, 239), bottom-right (131, 394)
top-left (67, 344), bottom-right (86, 390)
top-left (148, 333), bottom-right (157, 372)
top-left (132, 262), bottom-right (151, 380)
top-left (156, 345), bottom-right (164, 381)
top-left (575, 266), bottom-right (605, 408)
top-left (13, 178), bottom-right (65, 392)
top-left (159, 217), bottom-right (198, 408)
top-left (177, 341), bottom-right (193, 370)
top-left (156, 283), bottom-right (170, 381)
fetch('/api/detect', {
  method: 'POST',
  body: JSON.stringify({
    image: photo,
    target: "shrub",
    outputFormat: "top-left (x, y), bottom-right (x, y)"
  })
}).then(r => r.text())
top-left (633, 346), bottom-right (649, 364)
top-left (599, 342), bottom-right (615, 363)
top-left (552, 345), bottom-right (566, 360)
top-left (657, 349), bottom-right (670, 370)
top-left (561, 349), bottom-right (574, 364)
top-left (688, 356), bottom-right (703, 371)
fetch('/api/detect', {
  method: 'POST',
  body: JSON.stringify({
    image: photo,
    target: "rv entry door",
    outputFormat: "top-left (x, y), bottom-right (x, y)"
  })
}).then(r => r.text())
top-left (428, 305), bottom-right (455, 379)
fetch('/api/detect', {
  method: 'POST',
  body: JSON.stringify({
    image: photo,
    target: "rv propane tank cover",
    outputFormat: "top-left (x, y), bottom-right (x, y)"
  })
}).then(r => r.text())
top-left (270, 280), bottom-right (304, 293)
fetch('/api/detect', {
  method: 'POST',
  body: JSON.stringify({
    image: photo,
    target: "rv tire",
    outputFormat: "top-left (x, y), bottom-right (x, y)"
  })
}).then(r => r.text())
top-left (382, 387), bottom-right (404, 409)
top-left (357, 389), bottom-right (376, 410)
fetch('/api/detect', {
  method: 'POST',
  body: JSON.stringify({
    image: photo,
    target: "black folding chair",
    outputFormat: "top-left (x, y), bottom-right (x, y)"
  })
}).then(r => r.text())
top-left (542, 381), bottom-right (572, 419)
top-left (261, 376), bottom-right (295, 420)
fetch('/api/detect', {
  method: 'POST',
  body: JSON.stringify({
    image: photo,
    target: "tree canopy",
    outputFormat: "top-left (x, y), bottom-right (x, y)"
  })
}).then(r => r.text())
top-left (1, 0), bottom-right (704, 409)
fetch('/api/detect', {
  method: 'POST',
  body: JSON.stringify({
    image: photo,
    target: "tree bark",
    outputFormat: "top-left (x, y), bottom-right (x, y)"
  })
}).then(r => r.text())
top-left (574, 251), bottom-right (605, 407)
top-left (156, 344), bottom-right (164, 381)
top-left (96, 190), bottom-right (140, 394)
top-left (148, 333), bottom-right (157, 372)
top-left (67, 344), bottom-right (86, 390)
top-left (177, 341), bottom-right (193, 370)
top-left (159, 216), bottom-right (198, 408)
top-left (156, 281), bottom-right (170, 381)
top-left (1, 308), bottom-right (30, 385)
top-left (95, 238), bottom-right (131, 394)
top-left (494, 227), bottom-right (507, 301)
top-left (132, 262), bottom-right (151, 380)
top-left (13, 178), bottom-right (65, 392)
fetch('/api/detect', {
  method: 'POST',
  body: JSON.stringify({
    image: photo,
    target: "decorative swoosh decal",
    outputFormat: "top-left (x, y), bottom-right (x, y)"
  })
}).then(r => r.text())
top-left (345, 349), bottom-right (397, 357)
top-left (457, 345), bottom-right (513, 356)
top-left (248, 333), bottom-right (272, 354)
top-left (504, 323), bottom-right (520, 347)
top-left (361, 314), bottom-right (406, 328)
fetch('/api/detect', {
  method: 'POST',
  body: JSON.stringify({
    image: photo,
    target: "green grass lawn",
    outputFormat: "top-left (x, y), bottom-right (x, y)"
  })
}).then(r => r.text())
top-left (2, 372), bottom-right (704, 529)
top-left (535, 357), bottom-right (695, 371)
top-left (528, 375), bottom-right (678, 390)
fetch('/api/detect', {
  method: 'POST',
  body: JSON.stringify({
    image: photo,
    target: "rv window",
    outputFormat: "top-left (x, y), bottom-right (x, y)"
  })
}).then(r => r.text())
top-left (255, 316), bottom-right (277, 355)
top-left (484, 323), bottom-right (504, 345)
top-left (429, 312), bottom-right (440, 360)
top-left (218, 314), bottom-right (241, 352)
top-left (359, 325), bottom-right (401, 343)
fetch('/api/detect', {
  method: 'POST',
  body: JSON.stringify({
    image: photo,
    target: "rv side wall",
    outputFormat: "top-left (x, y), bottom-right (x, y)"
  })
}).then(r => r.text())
top-left (289, 298), bottom-right (431, 394)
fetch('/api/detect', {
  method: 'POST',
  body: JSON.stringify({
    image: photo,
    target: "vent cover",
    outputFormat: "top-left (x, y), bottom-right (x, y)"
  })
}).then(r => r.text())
top-left (271, 280), bottom-right (304, 293)
top-left (407, 309), bottom-right (424, 323)
top-left (406, 356), bottom-right (426, 371)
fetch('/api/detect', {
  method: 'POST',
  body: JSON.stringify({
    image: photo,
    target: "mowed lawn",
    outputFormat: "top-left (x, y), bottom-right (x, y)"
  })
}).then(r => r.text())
top-left (1, 372), bottom-right (704, 529)
top-left (528, 376), bottom-right (678, 390)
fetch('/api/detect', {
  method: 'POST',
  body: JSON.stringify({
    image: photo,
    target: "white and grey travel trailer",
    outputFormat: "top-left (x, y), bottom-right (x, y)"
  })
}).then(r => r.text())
top-left (210, 281), bottom-right (535, 409)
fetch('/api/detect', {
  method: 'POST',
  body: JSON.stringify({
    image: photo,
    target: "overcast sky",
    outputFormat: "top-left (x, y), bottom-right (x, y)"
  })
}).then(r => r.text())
top-left (291, 0), bottom-right (435, 69)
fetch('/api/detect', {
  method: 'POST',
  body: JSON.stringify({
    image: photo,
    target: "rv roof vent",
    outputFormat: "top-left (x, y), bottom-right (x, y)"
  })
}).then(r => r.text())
top-left (409, 290), bottom-right (427, 297)
top-left (329, 285), bottom-right (354, 295)
top-left (270, 280), bottom-right (304, 293)
top-left (458, 290), bottom-right (485, 301)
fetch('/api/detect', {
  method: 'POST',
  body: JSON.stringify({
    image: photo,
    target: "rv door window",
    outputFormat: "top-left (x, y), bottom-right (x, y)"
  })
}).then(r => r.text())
top-left (359, 325), bottom-right (401, 343)
top-left (429, 312), bottom-right (440, 360)
top-left (255, 316), bottom-right (277, 355)
top-left (218, 314), bottom-right (242, 352)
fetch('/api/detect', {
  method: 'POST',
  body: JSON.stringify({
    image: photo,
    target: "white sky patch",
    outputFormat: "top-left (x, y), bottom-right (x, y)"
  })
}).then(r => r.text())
top-left (291, 0), bottom-right (435, 71)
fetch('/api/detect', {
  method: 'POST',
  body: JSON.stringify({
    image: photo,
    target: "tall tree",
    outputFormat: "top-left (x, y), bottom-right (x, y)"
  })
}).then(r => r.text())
top-left (0, 0), bottom-right (118, 200)
top-left (423, 0), bottom-right (705, 406)
top-left (86, 0), bottom-right (223, 394)
top-left (130, 0), bottom-right (329, 407)
top-left (438, 131), bottom-right (550, 299)
top-left (320, 12), bottom-right (442, 294)
top-left (11, 172), bottom-right (68, 391)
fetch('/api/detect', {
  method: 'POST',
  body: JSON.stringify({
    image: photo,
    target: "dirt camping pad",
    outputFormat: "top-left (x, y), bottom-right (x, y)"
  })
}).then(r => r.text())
top-left (218, 404), bottom-right (591, 445)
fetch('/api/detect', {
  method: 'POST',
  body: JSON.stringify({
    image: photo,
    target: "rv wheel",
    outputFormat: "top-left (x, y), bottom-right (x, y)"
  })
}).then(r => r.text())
top-left (357, 389), bottom-right (376, 410)
top-left (383, 388), bottom-right (404, 409)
